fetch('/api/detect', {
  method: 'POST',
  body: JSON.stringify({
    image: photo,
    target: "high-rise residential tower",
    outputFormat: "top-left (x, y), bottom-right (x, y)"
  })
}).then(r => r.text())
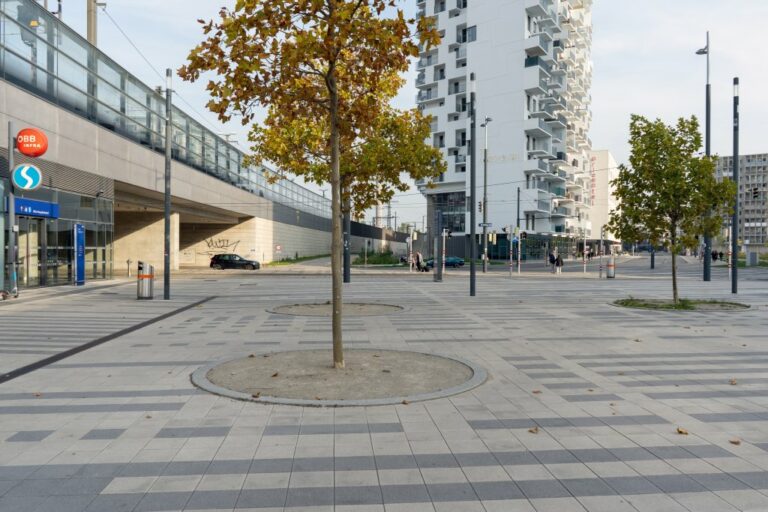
top-left (416, 0), bottom-right (594, 256)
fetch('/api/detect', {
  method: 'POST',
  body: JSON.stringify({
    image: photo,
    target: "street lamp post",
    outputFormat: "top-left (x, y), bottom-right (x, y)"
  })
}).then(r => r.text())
top-left (731, 77), bottom-right (739, 294)
top-left (469, 73), bottom-right (477, 296)
top-left (697, 32), bottom-right (712, 282)
top-left (163, 69), bottom-right (172, 300)
top-left (481, 116), bottom-right (492, 273)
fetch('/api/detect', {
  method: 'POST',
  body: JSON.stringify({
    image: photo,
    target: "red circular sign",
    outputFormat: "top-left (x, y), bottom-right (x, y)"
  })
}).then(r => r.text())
top-left (16, 128), bottom-right (48, 157)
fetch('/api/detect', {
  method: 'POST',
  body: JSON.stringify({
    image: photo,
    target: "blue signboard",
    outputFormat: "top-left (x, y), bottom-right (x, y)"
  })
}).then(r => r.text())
top-left (74, 223), bottom-right (85, 286)
top-left (12, 164), bottom-right (43, 191)
top-left (14, 197), bottom-right (59, 219)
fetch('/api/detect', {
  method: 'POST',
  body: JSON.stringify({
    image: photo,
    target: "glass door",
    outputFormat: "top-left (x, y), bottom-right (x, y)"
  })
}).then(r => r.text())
top-left (17, 217), bottom-right (45, 287)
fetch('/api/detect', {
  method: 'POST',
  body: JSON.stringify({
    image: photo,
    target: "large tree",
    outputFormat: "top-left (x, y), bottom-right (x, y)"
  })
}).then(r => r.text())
top-left (608, 115), bottom-right (735, 303)
top-left (179, 0), bottom-right (440, 368)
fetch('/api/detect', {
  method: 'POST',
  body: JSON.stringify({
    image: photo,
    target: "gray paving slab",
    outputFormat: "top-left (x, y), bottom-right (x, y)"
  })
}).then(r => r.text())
top-left (1, 271), bottom-right (767, 511)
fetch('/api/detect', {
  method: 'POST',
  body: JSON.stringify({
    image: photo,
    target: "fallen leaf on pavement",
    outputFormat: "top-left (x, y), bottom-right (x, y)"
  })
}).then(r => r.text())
top-left (677, 427), bottom-right (689, 435)
top-left (252, 392), bottom-right (261, 399)
top-left (729, 439), bottom-right (741, 445)
top-left (532, 390), bottom-right (542, 394)
top-left (588, 389), bottom-right (594, 392)
top-left (634, 338), bottom-right (642, 342)
top-left (145, 415), bottom-right (152, 419)
top-left (271, 372), bottom-right (279, 378)
top-left (248, 354), bottom-right (256, 358)
top-left (528, 426), bottom-right (539, 434)
top-left (401, 400), bottom-right (410, 405)
top-left (729, 379), bottom-right (738, 385)
top-left (33, 392), bottom-right (41, 398)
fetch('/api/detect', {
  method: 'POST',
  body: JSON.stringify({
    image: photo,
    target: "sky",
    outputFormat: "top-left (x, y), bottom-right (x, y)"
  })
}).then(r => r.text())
top-left (53, 0), bottom-right (768, 229)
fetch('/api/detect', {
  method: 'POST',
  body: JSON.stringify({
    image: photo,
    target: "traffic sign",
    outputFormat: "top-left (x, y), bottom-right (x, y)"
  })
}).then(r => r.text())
top-left (16, 128), bottom-right (48, 157)
top-left (275, 244), bottom-right (283, 252)
top-left (11, 164), bottom-right (42, 191)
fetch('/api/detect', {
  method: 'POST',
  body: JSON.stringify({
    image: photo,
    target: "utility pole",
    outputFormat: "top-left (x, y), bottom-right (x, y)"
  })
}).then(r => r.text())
top-left (731, 77), bottom-right (739, 294)
top-left (697, 32), bottom-right (712, 282)
top-left (516, 187), bottom-right (520, 229)
top-left (469, 73), bottom-right (477, 296)
top-left (481, 117), bottom-right (492, 273)
top-left (163, 69), bottom-right (172, 300)
top-left (86, 0), bottom-right (104, 46)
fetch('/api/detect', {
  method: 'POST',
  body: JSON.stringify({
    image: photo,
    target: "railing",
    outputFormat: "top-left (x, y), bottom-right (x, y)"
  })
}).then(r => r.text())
top-left (0, 0), bottom-right (331, 218)
top-left (456, 46), bottom-right (467, 59)
top-left (552, 207), bottom-right (570, 216)
top-left (552, 187), bottom-right (566, 197)
top-left (524, 55), bottom-right (552, 75)
top-left (449, 82), bottom-right (467, 95)
top-left (537, 200), bottom-right (550, 211)
top-left (455, 154), bottom-right (466, 164)
top-left (528, 181), bottom-right (548, 191)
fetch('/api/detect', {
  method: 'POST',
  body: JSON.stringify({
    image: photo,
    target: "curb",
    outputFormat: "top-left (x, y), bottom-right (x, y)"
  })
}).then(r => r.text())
top-left (190, 348), bottom-right (488, 408)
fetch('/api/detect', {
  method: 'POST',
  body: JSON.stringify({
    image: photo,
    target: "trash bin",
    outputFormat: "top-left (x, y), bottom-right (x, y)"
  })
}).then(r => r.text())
top-left (137, 261), bottom-right (154, 300)
top-left (606, 255), bottom-right (616, 279)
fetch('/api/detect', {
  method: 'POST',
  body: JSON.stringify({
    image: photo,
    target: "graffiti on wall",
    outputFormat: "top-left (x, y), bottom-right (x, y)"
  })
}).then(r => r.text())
top-left (197, 237), bottom-right (241, 256)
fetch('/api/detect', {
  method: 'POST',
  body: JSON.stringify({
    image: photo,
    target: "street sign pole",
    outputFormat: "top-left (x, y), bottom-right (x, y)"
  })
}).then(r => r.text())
top-left (6, 121), bottom-right (17, 297)
top-left (442, 229), bottom-right (447, 276)
top-left (507, 226), bottom-right (512, 278)
top-left (599, 227), bottom-right (604, 279)
top-left (518, 235), bottom-right (522, 275)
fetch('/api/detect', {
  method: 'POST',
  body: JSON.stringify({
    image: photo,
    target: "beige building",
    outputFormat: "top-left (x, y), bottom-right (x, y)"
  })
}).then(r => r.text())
top-left (588, 150), bottom-right (619, 242)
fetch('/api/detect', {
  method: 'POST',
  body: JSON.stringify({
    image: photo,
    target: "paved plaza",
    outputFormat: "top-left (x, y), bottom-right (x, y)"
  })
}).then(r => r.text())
top-left (1, 256), bottom-right (768, 512)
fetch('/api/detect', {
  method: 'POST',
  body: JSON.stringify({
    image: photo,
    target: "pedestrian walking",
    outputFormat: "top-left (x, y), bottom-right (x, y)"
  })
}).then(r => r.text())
top-left (415, 251), bottom-right (423, 272)
top-left (718, 251), bottom-right (724, 262)
top-left (548, 252), bottom-right (556, 273)
top-left (555, 254), bottom-right (563, 274)
top-left (711, 250), bottom-right (718, 262)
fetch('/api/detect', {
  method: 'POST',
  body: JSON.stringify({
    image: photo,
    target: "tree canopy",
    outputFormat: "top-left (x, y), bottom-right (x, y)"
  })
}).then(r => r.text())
top-left (608, 115), bottom-right (735, 302)
top-left (179, 0), bottom-right (441, 367)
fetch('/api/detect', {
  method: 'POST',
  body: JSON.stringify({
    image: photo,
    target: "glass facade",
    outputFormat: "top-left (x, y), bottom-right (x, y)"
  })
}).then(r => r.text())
top-left (0, 0), bottom-right (330, 218)
top-left (433, 192), bottom-right (466, 233)
top-left (4, 187), bottom-right (113, 287)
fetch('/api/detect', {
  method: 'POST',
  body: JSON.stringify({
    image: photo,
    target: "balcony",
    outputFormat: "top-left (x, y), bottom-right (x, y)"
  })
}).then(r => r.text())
top-left (550, 151), bottom-right (567, 164)
top-left (448, 82), bottom-right (467, 95)
top-left (455, 45), bottom-right (467, 62)
top-left (526, 200), bottom-right (551, 213)
top-left (525, 55), bottom-right (553, 75)
top-left (417, 90), bottom-right (441, 104)
top-left (455, 153), bottom-right (467, 164)
top-left (546, 114), bottom-right (567, 130)
top-left (528, 145), bottom-right (553, 159)
top-left (524, 118), bottom-right (552, 138)
top-left (525, 0), bottom-right (549, 18)
top-left (527, 180), bottom-right (549, 192)
top-left (524, 158), bottom-right (550, 175)
top-left (525, 33), bottom-right (551, 57)
top-left (552, 187), bottom-right (566, 197)
top-left (551, 207), bottom-right (570, 217)
top-left (524, 66), bottom-right (548, 96)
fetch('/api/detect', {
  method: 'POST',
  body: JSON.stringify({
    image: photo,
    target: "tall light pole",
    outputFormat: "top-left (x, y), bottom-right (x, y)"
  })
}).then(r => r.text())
top-left (731, 77), bottom-right (739, 294)
top-left (469, 73), bottom-right (477, 296)
top-left (163, 69), bottom-right (172, 300)
top-left (697, 32), bottom-right (712, 281)
top-left (86, 1), bottom-right (106, 46)
top-left (480, 116), bottom-right (492, 273)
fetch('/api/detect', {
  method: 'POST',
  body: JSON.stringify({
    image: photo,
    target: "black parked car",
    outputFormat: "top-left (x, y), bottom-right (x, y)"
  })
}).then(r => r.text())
top-left (210, 254), bottom-right (260, 270)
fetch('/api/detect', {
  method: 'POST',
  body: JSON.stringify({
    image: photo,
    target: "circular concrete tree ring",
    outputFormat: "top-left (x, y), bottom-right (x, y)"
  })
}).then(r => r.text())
top-left (268, 302), bottom-right (404, 317)
top-left (191, 348), bottom-right (487, 407)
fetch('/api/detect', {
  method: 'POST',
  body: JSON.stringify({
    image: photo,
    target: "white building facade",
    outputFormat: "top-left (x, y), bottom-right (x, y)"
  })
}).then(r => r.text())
top-left (588, 149), bottom-right (619, 242)
top-left (416, 0), bottom-right (594, 250)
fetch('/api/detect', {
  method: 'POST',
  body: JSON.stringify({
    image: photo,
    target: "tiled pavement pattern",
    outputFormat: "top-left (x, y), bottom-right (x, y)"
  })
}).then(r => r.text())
top-left (1, 263), bottom-right (768, 511)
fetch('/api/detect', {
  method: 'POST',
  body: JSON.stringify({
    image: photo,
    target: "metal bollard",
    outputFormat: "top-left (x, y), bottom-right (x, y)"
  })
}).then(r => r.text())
top-left (606, 255), bottom-right (616, 279)
top-left (127, 259), bottom-right (132, 277)
top-left (137, 261), bottom-right (155, 300)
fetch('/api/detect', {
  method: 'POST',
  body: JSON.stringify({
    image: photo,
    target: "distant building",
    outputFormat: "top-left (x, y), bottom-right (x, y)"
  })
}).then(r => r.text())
top-left (715, 154), bottom-right (768, 247)
top-left (588, 150), bottom-right (619, 242)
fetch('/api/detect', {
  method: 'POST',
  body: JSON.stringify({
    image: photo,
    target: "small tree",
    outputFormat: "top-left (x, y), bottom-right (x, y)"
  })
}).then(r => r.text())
top-left (179, 1), bottom-right (440, 368)
top-left (608, 115), bottom-right (735, 303)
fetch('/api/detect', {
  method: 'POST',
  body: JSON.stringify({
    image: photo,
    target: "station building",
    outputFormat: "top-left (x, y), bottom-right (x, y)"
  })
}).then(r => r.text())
top-left (0, 0), bottom-right (404, 289)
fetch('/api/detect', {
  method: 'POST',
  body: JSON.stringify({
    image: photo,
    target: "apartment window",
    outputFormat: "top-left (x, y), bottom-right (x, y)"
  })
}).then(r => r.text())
top-left (433, 133), bottom-right (445, 148)
top-left (435, 0), bottom-right (446, 13)
top-left (456, 165), bottom-right (466, 173)
top-left (434, 65), bottom-right (446, 81)
top-left (458, 26), bottom-right (477, 43)
top-left (457, 0), bottom-right (467, 7)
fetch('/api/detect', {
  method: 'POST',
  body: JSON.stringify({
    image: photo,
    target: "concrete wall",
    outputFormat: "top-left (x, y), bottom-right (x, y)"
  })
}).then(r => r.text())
top-left (179, 217), bottom-right (332, 266)
top-left (114, 212), bottom-right (179, 273)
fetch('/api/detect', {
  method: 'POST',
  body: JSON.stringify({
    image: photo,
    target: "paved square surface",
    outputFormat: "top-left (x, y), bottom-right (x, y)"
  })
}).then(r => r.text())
top-left (1, 256), bottom-right (767, 511)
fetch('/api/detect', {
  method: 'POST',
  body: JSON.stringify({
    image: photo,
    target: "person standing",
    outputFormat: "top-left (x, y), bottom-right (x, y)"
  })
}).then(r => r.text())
top-left (555, 254), bottom-right (563, 274)
top-left (549, 251), bottom-right (556, 273)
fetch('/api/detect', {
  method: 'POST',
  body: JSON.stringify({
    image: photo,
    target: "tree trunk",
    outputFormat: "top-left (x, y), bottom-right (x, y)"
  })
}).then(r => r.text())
top-left (670, 236), bottom-right (679, 305)
top-left (329, 75), bottom-right (344, 369)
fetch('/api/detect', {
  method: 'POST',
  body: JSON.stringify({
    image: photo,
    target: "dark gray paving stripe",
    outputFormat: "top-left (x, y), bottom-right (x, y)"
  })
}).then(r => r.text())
top-left (0, 389), bottom-right (199, 401)
top-left (156, 426), bottom-right (231, 438)
top-left (0, 297), bottom-right (217, 385)
top-left (264, 422), bottom-right (403, 436)
top-left (645, 389), bottom-right (768, 400)
top-left (0, 403), bottom-right (184, 415)
top-left (581, 359), bottom-right (768, 368)
top-left (469, 415), bottom-right (669, 430)
top-left (564, 351), bottom-right (768, 360)
top-left (58, 472), bottom-right (768, 506)
top-left (691, 412), bottom-right (768, 423)
top-left (49, 361), bottom-right (210, 368)
top-left (619, 378), bottom-right (768, 387)
top-left (562, 393), bottom-right (623, 402)
top-left (597, 368), bottom-right (768, 377)
top-left (0, 445), bottom-right (733, 480)
top-left (543, 382), bottom-right (597, 390)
